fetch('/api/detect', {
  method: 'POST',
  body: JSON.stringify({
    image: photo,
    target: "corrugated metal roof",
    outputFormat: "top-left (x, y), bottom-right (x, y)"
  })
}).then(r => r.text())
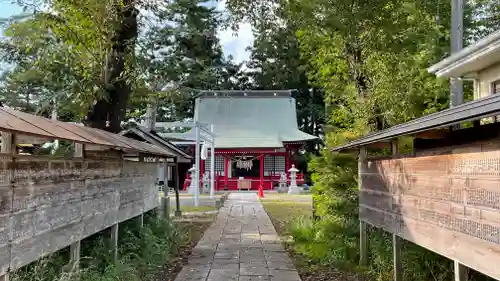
top-left (332, 93), bottom-right (500, 151)
top-left (163, 91), bottom-right (318, 148)
top-left (0, 107), bottom-right (172, 156)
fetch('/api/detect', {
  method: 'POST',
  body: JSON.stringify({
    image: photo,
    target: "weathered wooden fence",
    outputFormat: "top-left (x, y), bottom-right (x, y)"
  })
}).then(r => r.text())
top-left (0, 107), bottom-right (174, 280)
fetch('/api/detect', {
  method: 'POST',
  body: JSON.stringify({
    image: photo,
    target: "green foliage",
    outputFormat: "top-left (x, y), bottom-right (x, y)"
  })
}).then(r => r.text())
top-left (245, 13), bottom-right (325, 154)
top-left (127, 0), bottom-right (248, 124)
top-left (11, 216), bottom-right (183, 281)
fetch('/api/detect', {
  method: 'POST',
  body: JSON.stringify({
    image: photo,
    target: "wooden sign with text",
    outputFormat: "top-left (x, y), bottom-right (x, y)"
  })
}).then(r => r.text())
top-left (360, 147), bottom-right (500, 279)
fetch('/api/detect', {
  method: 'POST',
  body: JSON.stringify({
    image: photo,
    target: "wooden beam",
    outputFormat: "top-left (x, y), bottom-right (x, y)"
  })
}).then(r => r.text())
top-left (224, 156), bottom-right (229, 191)
top-left (69, 241), bottom-right (80, 274)
top-left (414, 129), bottom-right (450, 139)
top-left (74, 143), bottom-right (84, 158)
top-left (173, 163), bottom-right (182, 217)
top-left (390, 139), bottom-right (403, 281)
top-left (454, 261), bottom-right (469, 281)
top-left (110, 224), bottom-right (119, 263)
top-left (1, 132), bottom-right (15, 155)
top-left (393, 234), bottom-right (403, 281)
top-left (136, 214), bottom-right (144, 228)
top-left (359, 147), bottom-right (368, 266)
top-left (365, 142), bottom-right (391, 150)
top-left (359, 220), bottom-right (368, 266)
top-left (161, 196), bottom-right (170, 219)
top-left (390, 139), bottom-right (398, 155)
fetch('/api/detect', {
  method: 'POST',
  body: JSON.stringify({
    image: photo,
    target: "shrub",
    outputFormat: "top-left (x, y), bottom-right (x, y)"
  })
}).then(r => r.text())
top-left (11, 215), bottom-right (183, 281)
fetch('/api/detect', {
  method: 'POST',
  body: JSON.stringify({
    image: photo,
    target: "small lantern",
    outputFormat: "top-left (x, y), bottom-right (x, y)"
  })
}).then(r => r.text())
top-left (278, 172), bottom-right (288, 193)
top-left (287, 165), bottom-right (301, 194)
top-left (201, 143), bottom-right (208, 160)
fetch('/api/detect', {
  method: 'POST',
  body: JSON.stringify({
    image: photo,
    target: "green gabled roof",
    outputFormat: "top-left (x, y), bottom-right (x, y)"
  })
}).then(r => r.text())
top-left (161, 90), bottom-right (318, 148)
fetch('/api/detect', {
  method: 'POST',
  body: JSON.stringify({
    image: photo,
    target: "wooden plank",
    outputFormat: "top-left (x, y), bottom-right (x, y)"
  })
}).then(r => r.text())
top-left (393, 234), bottom-right (402, 281)
top-left (359, 221), bottom-right (368, 266)
top-left (360, 144), bottom-right (500, 280)
top-left (454, 261), bottom-right (469, 281)
top-left (359, 147), bottom-right (368, 266)
top-left (0, 111), bottom-right (52, 138)
top-left (69, 240), bottom-right (81, 273)
top-left (74, 143), bottom-right (84, 158)
top-left (110, 224), bottom-right (118, 263)
top-left (79, 126), bottom-right (136, 150)
top-left (1, 156), bottom-right (157, 272)
top-left (361, 204), bottom-right (500, 279)
top-left (54, 123), bottom-right (115, 147)
top-left (0, 245), bottom-right (9, 276)
top-left (2, 108), bottom-right (91, 143)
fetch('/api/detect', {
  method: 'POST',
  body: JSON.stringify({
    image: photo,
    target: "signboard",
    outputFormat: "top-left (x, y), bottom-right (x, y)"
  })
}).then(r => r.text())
top-left (360, 147), bottom-right (500, 279)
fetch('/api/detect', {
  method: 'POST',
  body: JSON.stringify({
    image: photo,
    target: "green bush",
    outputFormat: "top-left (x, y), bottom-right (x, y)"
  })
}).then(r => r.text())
top-left (11, 215), bottom-right (183, 281)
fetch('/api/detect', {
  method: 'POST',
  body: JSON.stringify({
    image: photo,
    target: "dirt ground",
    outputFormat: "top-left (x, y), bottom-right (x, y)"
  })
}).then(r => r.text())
top-left (155, 215), bottom-right (215, 281)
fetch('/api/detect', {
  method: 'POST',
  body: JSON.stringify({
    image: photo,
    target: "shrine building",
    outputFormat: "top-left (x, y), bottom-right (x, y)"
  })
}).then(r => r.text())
top-left (161, 90), bottom-right (318, 191)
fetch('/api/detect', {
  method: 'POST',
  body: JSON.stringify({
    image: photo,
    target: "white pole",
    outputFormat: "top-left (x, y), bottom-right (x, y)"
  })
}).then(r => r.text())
top-left (209, 124), bottom-right (215, 199)
top-left (194, 124), bottom-right (200, 207)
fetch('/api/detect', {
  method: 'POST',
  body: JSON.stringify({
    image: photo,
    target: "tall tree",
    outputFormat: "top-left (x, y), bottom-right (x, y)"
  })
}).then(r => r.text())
top-left (83, 0), bottom-right (139, 131)
top-left (129, 0), bottom-right (246, 123)
top-left (245, 10), bottom-right (325, 152)
top-left (1, 0), bottom-right (141, 132)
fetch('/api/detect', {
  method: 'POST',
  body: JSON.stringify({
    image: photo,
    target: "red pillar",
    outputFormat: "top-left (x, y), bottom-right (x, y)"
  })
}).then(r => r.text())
top-left (201, 159), bottom-right (205, 177)
top-left (258, 155), bottom-right (264, 198)
top-left (224, 156), bottom-right (229, 190)
top-left (285, 148), bottom-right (291, 178)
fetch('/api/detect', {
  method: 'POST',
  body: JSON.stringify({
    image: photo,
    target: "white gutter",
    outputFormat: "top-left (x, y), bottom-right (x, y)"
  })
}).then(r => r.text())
top-left (428, 29), bottom-right (500, 76)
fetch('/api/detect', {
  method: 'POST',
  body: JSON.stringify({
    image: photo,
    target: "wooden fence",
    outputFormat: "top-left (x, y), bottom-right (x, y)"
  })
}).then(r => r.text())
top-left (0, 107), bottom-right (173, 280)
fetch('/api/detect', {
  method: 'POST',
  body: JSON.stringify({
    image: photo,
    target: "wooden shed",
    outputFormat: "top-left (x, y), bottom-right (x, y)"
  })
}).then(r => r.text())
top-left (0, 107), bottom-right (171, 280)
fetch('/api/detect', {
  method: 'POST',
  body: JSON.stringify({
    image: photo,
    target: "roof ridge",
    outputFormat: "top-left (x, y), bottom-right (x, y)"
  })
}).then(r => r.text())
top-left (198, 90), bottom-right (294, 98)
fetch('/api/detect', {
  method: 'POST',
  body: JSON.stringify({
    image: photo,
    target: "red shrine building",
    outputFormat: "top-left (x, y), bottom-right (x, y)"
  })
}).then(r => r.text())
top-left (162, 90), bottom-right (318, 191)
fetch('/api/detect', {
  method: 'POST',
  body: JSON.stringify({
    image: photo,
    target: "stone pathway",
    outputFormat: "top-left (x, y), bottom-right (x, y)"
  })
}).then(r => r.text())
top-left (174, 193), bottom-right (301, 281)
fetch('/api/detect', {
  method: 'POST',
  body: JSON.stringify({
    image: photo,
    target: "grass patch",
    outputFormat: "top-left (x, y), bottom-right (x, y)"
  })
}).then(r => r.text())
top-left (261, 194), bottom-right (367, 281)
top-left (11, 212), bottom-right (215, 281)
top-left (260, 194), bottom-right (312, 236)
top-left (171, 205), bottom-right (218, 213)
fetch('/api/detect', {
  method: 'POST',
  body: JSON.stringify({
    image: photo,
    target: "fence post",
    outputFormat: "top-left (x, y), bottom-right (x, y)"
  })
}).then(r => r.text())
top-left (393, 234), bottom-right (402, 281)
top-left (68, 143), bottom-right (83, 275)
top-left (137, 214), bottom-right (144, 228)
top-left (161, 196), bottom-right (170, 219)
top-left (390, 140), bottom-right (403, 281)
top-left (359, 147), bottom-right (368, 266)
top-left (110, 224), bottom-right (119, 263)
top-left (174, 164), bottom-right (182, 217)
top-left (454, 261), bottom-right (469, 281)
top-left (66, 241), bottom-right (81, 276)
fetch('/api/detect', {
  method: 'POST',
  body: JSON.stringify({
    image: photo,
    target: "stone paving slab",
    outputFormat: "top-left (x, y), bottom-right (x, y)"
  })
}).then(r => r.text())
top-left (174, 193), bottom-right (301, 281)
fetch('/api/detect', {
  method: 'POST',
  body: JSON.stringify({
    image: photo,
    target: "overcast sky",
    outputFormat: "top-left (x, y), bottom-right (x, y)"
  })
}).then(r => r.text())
top-left (0, 0), bottom-right (253, 63)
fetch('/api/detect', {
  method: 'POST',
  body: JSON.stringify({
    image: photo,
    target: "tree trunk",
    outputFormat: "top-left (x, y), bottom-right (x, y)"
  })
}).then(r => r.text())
top-left (85, 0), bottom-right (138, 132)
